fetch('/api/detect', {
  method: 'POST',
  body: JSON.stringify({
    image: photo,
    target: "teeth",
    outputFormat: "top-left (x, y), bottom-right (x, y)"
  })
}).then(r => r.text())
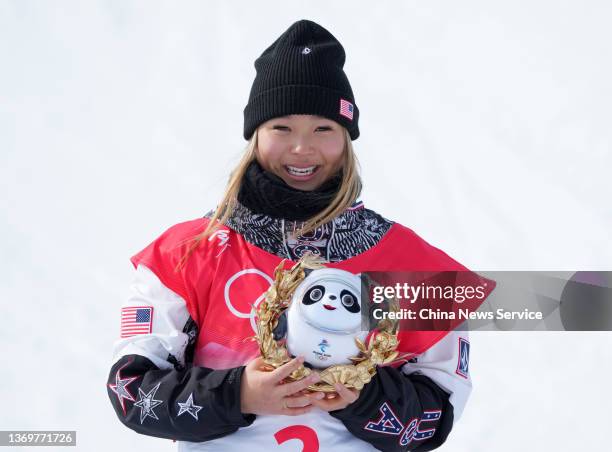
top-left (287, 165), bottom-right (316, 176)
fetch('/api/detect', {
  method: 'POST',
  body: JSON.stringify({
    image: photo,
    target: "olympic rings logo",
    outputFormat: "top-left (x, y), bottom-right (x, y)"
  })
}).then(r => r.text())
top-left (223, 268), bottom-right (274, 333)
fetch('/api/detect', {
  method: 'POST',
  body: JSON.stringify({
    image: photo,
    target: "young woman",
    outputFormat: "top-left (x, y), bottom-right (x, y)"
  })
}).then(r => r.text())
top-left (107, 20), bottom-right (478, 451)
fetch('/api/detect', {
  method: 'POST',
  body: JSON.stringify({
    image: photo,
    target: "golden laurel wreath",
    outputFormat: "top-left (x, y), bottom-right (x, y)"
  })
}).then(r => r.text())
top-left (253, 253), bottom-right (403, 392)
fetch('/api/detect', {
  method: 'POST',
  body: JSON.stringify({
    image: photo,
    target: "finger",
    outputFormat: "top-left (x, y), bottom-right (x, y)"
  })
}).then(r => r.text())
top-left (284, 392), bottom-right (323, 408)
top-left (303, 392), bottom-right (326, 402)
top-left (283, 397), bottom-right (310, 409)
top-left (309, 397), bottom-right (344, 411)
top-left (278, 373), bottom-right (321, 397)
top-left (334, 383), bottom-right (359, 403)
top-left (282, 405), bottom-right (314, 416)
top-left (269, 356), bottom-right (304, 383)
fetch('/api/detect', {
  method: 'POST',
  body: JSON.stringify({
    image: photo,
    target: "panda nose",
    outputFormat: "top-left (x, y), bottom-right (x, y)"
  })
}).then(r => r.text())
top-left (329, 295), bottom-right (337, 300)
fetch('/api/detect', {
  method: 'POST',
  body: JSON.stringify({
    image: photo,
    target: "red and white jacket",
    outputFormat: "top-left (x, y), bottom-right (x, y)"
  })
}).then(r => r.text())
top-left (107, 204), bottom-right (492, 451)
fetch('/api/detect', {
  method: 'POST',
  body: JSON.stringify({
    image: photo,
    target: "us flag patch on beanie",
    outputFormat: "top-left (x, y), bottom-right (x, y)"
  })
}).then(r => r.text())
top-left (339, 98), bottom-right (354, 120)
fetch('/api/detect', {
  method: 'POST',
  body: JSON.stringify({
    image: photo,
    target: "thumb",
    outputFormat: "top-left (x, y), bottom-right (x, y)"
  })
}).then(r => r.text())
top-left (245, 356), bottom-right (266, 371)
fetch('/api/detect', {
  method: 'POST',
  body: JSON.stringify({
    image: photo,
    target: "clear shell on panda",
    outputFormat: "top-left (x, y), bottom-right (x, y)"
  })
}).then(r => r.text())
top-left (285, 267), bottom-right (368, 368)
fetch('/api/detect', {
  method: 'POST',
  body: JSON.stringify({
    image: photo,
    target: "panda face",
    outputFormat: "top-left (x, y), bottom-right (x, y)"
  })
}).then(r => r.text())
top-left (303, 285), bottom-right (360, 314)
top-left (298, 277), bottom-right (362, 332)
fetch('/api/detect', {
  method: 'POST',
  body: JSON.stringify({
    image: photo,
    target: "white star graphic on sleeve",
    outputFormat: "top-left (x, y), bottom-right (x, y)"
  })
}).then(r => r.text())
top-left (177, 393), bottom-right (203, 420)
top-left (134, 382), bottom-right (164, 424)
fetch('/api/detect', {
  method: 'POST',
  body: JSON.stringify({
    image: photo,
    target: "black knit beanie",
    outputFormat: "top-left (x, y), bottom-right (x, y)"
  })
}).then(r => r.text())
top-left (243, 19), bottom-right (360, 141)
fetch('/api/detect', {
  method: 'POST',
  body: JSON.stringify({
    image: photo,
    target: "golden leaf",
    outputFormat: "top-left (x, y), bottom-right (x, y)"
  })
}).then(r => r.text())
top-left (252, 254), bottom-right (401, 392)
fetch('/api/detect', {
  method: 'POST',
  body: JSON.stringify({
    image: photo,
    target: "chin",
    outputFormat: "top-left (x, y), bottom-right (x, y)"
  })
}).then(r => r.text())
top-left (277, 176), bottom-right (320, 191)
top-left (286, 181), bottom-right (319, 191)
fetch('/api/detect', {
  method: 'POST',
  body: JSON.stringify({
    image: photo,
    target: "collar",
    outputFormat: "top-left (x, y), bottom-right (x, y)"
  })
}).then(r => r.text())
top-left (237, 160), bottom-right (343, 221)
top-left (220, 200), bottom-right (392, 263)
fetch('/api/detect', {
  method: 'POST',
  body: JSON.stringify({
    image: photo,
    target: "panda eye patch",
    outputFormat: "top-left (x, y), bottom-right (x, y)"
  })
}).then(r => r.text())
top-left (341, 294), bottom-right (354, 307)
top-left (340, 289), bottom-right (360, 313)
top-left (311, 288), bottom-right (323, 301)
top-left (303, 285), bottom-right (325, 305)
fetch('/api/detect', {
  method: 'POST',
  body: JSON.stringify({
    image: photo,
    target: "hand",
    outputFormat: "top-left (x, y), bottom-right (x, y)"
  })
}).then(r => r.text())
top-left (240, 356), bottom-right (325, 416)
top-left (308, 383), bottom-right (360, 412)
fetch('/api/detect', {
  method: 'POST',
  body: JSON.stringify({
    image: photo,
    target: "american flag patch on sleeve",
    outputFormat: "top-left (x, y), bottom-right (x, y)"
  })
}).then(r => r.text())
top-left (339, 98), bottom-right (354, 120)
top-left (120, 306), bottom-right (154, 338)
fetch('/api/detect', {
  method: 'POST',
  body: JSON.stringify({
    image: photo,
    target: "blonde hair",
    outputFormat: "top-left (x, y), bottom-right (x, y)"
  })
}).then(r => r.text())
top-left (177, 127), bottom-right (362, 270)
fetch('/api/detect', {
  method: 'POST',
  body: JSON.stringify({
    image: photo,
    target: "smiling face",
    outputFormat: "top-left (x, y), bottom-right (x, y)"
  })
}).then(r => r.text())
top-left (303, 285), bottom-right (360, 314)
top-left (255, 115), bottom-right (346, 191)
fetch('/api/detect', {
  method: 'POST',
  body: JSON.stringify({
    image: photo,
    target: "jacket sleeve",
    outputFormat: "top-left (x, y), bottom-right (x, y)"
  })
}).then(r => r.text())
top-left (329, 330), bottom-right (471, 451)
top-left (106, 264), bottom-right (255, 442)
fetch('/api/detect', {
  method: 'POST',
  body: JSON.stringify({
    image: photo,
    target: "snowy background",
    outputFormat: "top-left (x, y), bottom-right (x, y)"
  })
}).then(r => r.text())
top-left (1, 1), bottom-right (611, 451)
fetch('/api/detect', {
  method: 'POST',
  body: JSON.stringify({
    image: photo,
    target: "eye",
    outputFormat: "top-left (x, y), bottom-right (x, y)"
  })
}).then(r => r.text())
top-left (316, 126), bottom-right (332, 132)
top-left (340, 289), bottom-right (360, 313)
top-left (272, 125), bottom-right (290, 131)
top-left (341, 293), bottom-right (354, 307)
top-left (303, 285), bottom-right (325, 305)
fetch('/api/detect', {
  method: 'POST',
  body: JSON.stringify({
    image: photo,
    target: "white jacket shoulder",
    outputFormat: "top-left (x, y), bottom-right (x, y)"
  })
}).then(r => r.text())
top-left (112, 264), bottom-right (192, 370)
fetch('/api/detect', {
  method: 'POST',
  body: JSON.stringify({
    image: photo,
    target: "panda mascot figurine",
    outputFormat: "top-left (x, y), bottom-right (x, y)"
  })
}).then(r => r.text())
top-left (280, 267), bottom-right (369, 368)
